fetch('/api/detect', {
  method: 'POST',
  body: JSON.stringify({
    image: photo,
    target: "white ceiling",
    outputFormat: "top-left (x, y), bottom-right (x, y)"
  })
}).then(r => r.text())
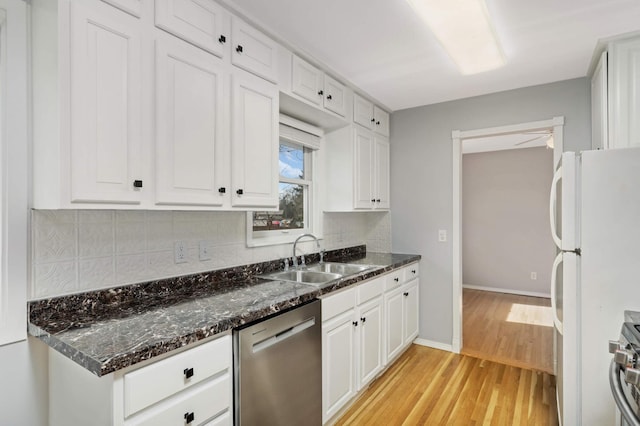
top-left (221, 0), bottom-right (640, 111)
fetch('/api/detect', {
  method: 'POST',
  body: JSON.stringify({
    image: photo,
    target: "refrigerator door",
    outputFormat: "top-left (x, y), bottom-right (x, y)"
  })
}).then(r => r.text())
top-left (561, 251), bottom-right (579, 426)
top-left (579, 147), bottom-right (640, 425)
top-left (560, 152), bottom-right (578, 252)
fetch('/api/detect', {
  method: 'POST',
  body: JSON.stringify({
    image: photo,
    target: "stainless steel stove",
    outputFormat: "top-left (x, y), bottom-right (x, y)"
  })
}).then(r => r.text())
top-left (610, 312), bottom-right (640, 426)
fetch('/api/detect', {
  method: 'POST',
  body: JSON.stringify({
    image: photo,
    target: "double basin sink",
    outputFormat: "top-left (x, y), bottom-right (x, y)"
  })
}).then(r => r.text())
top-left (259, 262), bottom-right (377, 286)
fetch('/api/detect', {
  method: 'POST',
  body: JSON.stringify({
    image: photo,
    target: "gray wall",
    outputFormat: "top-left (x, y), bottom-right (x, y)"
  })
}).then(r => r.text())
top-left (390, 77), bottom-right (591, 346)
top-left (462, 147), bottom-right (555, 295)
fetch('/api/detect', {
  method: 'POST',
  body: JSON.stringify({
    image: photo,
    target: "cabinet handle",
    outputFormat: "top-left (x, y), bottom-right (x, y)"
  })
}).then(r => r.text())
top-left (218, 187), bottom-right (226, 194)
top-left (327, 94), bottom-right (332, 100)
top-left (371, 198), bottom-right (376, 203)
top-left (318, 90), bottom-right (324, 95)
top-left (394, 277), bottom-right (399, 282)
top-left (236, 189), bottom-right (243, 195)
top-left (236, 45), bottom-right (243, 53)
top-left (218, 35), bottom-right (226, 44)
top-left (403, 292), bottom-right (409, 297)
top-left (352, 321), bottom-right (358, 327)
top-left (184, 412), bottom-right (195, 424)
top-left (411, 269), bottom-right (416, 274)
top-left (133, 180), bottom-right (143, 188)
top-left (376, 121), bottom-right (380, 125)
top-left (371, 118), bottom-right (375, 123)
top-left (360, 317), bottom-right (366, 323)
top-left (376, 199), bottom-right (381, 203)
top-left (183, 367), bottom-right (194, 379)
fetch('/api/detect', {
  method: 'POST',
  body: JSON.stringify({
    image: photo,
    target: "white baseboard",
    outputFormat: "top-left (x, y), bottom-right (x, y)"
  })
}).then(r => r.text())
top-left (413, 338), bottom-right (453, 352)
top-left (463, 284), bottom-right (550, 299)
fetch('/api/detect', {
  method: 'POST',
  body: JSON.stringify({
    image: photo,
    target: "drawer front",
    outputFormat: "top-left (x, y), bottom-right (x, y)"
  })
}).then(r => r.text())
top-left (322, 287), bottom-right (356, 322)
top-left (128, 374), bottom-right (231, 426)
top-left (203, 411), bottom-right (231, 426)
top-left (406, 262), bottom-right (419, 280)
top-left (357, 276), bottom-right (384, 305)
top-left (385, 269), bottom-right (405, 291)
top-left (124, 335), bottom-right (231, 417)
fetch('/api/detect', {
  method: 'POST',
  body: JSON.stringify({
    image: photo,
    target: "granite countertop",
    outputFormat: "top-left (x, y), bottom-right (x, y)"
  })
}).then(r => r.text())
top-left (29, 246), bottom-right (420, 377)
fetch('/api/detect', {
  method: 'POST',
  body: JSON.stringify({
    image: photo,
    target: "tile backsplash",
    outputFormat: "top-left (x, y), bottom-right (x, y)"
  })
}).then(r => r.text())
top-left (31, 210), bottom-right (391, 299)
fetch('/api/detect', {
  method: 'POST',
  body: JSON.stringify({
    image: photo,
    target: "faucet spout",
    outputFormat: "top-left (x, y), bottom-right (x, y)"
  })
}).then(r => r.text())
top-left (292, 233), bottom-right (320, 268)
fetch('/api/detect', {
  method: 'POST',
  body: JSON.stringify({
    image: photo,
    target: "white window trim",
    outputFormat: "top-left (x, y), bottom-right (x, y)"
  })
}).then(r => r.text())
top-left (0, 0), bottom-right (28, 346)
top-left (246, 117), bottom-right (323, 248)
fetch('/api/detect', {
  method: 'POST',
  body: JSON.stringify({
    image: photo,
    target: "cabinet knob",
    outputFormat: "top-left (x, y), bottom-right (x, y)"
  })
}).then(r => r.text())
top-left (352, 321), bottom-right (358, 327)
top-left (184, 412), bottom-right (195, 424)
top-left (376, 121), bottom-right (380, 125)
top-left (411, 269), bottom-right (416, 274)
top-left (360, 317), bottom-right (366, 323)
top-left (318, 90), bottom-right (324, 96)
top-left (183, 367), bottom-right (194, 379)
top-left (236, 45), bottom-right (243, 53)
top-left (236, 189), bottom-right (244, 195)
top-left (218, 187), bottom-right (226, 194)
top-left (218, 35), bottom-right (226, 44)
top-left (327, 94), bottom-right (332, 100)
top-left (133, 180), bottom-right (143, 188)
top-left (371, 198), bottom-right (376, 203)
top-left (376, 199), bottom-right (380, 203)
top-left (371, 118), bottom-right (375, 123)
top-left (394, 277), bottom-right (399, 282)
top-left (403, 292), bottom-right (409, 297)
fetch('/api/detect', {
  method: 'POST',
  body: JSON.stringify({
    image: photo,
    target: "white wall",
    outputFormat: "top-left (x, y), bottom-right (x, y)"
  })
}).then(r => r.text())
top-left (462, 147), bottom-right (555, 296)
top-left (391, 78), bottom-right (591, 346)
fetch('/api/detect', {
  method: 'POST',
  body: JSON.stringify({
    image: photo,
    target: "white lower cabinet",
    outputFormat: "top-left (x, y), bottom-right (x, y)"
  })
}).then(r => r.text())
top-left (385, 271), bottom-right (420, 363)
top-left (356, 296), bottom-right (384, 388)
top-left (49, 334), bottom-right (232, 426)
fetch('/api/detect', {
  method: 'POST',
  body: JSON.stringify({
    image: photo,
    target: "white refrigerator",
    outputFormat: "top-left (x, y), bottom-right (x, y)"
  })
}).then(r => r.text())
top-left (550, 147), bottom-right (640, 425)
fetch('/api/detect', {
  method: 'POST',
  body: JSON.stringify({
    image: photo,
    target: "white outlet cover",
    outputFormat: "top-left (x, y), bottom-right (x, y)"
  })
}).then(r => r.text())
top-left (199, 241), bottom-right (211, 261)
top-left (174, 241), bottom-right (187, 264)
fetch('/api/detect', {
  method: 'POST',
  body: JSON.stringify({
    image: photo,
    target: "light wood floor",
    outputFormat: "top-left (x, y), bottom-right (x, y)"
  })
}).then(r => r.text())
top-left (462, 288), bottom-right (554, 374)
top-left (336, 345), bottom-right (558, 425)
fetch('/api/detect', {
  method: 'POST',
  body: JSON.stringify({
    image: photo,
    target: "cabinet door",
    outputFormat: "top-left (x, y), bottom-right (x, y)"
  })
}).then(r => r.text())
top-left (374, 136), bottom-right (390, 209)
top-left (101, 0), bottom-right (143, 17)
top-left (353, 93), bottom-right (374, 129)
top-left (323, 74), bottom-right (347, 117)
top-left (323, 311), bottom-right (356, 423)
top-left (403, 279), bottom-right (420, 345)
top-left (231, 16), bottom-right (278, 83)
top-left (231, 72), bottom-right (279, 208)
top-left (354, 127), bottom-right (374, 209)
top-left (70, 0), bottom-right (143, 205)
top-left (155, 0), bottom-right (229, 59)
top-left (291, 55), bottom-right (323, 105)
top-left (591, 51), bottom-right (608, 150)
top-left (155, 37), bottom-right (228, 207)
top-left (609, 37), bottom-right (640, 149)
top-left (373, 106), bottom-right (390, 137)
top-left (357, 297), bottom-right (383, 390)
top-left (385, 287), bottom-right (404, 362)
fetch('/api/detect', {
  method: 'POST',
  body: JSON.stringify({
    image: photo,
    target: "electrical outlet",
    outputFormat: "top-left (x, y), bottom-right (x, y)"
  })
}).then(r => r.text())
top-left (199, 241), bottom-right (211, 261)
top-left (438, 229), bottom-right (447, 242)
top-left (530, 272), bottom-right (537, 280)
top-left (174, 241), bottom-right (187, 264)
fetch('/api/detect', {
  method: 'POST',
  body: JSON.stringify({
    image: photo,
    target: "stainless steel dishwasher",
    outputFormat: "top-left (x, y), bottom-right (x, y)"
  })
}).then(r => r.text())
top-left (234, 300), bottom-right (322, 425)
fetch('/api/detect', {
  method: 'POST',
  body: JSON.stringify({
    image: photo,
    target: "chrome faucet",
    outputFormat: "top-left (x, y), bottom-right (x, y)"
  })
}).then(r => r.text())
top-left (292, 233), bottom-right (320, 268)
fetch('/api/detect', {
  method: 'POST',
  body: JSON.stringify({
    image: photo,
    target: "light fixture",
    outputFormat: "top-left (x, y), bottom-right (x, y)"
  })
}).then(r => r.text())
top-left (406, 0), bottom-right (506, 75)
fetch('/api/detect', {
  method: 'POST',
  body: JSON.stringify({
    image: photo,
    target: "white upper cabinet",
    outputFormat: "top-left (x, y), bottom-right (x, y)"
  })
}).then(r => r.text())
top-left (231, 71), bottom-right (279, 208)
top-left (353, 93), bottom-right (389, 136)
top-left (101, 0), bottom-right (144, 17)
top-left (607, 36), bottom-right (640, 149)
top-left (354, 127), bottom-right (374, 209)
top-left (154, 0), bottom-right (229, 58)
top-left (291, 55), bottom-right (323, 105)
top-left (231, 16), bottom-right (279, 83)
top-left (69, 0), bottom-right (144, 205)
top-left (323, 74), bottom-right (347, 117)
top-left (374, 136), bottom-right (390, 209)
top-left (591, 51), bottom-right (608, 150)
top-left (154, 36), bottom-right (228, 207)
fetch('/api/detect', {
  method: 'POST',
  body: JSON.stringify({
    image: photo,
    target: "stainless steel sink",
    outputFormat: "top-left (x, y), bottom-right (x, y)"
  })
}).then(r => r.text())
top-left (306, 262), bottom-right (376, 276)
top-left (260, 270), bottom-right (342, 286)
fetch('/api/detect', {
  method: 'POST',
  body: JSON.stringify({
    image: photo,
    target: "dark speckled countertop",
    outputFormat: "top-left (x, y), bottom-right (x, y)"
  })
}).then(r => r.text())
top-left (28, 246), bottom-right (420, 377)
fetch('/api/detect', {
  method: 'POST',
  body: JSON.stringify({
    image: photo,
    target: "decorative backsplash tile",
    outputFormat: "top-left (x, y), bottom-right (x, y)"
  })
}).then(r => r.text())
top-left (30, 210), bottom-right (391, 299)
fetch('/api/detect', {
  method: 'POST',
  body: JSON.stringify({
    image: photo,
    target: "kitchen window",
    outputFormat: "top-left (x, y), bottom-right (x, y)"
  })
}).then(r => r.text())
top-left (247, 116), bottom-right (322, 247)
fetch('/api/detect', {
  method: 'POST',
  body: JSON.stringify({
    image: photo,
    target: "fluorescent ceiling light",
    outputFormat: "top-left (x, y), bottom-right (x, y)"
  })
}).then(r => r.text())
top-left (407, 0), bottom-right (505, 75)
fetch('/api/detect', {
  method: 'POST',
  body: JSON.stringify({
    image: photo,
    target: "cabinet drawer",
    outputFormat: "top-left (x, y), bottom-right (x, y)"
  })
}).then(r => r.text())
top-left (357, 276), bottom-right (384, 305)
top-left (203, 411), bottom-right (231, 426)
top-left (406, 263), bottom-right (419, 280)
top-left (322, 287), bottom-right (356, 322)
top-left (124, 335), bottom-right (231, 417)
top-left (128, 374), bottom-right (231, 426)
top-left (385, 269), bottom-right (405, 291)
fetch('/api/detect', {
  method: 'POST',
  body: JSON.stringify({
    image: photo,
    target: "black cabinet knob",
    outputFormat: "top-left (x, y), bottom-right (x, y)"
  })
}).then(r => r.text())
top-left (327, 94), bottom-right (332, 100)
top-left (376, 199), bottom-right (380, 203)
top-left (360, 317), bottom-right (366, 323)
top-left (184, 412), bottom-right (195, 424)
top-left (352, 321), bottom-right (358, 327)
top-left (371, 198), bottom-right (376, 203)
top-left (218, 187), bottom-right (226, 194)
top-left (394, 277), bottom-right (399, 282)
top-left (376, 121), bottom-right (381, 125)
top-left (236, 45), bottom-right (243, 53)
top-left (183, 367), bottom-right (194, 379)
top-left (403, 292), bottom-right (409, 297)
top-left (236, 189), bottom-right (243, 195)
top-left (318, 90), bottom-right (324, 95)
top-left (411, 269), bottom-right (416, 274)
top-left (371, 118), bottom-right (375, 123)
top-left (133, 180), bottom-right (143, 188)
top-left (218, 35), bottom-right (226, 44)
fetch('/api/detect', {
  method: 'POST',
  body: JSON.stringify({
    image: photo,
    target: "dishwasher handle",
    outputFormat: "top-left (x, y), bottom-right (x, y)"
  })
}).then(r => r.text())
top-left (252, 317), bottom-right (316, 353)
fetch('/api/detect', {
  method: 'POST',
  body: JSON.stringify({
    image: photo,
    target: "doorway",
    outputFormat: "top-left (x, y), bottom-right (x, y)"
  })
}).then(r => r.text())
top-left (451, 117), bottom-right (565, 365)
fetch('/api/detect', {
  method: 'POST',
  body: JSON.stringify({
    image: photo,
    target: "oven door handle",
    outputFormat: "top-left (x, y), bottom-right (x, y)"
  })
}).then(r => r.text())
top-left (610, 360), bottom-right (640, 426)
